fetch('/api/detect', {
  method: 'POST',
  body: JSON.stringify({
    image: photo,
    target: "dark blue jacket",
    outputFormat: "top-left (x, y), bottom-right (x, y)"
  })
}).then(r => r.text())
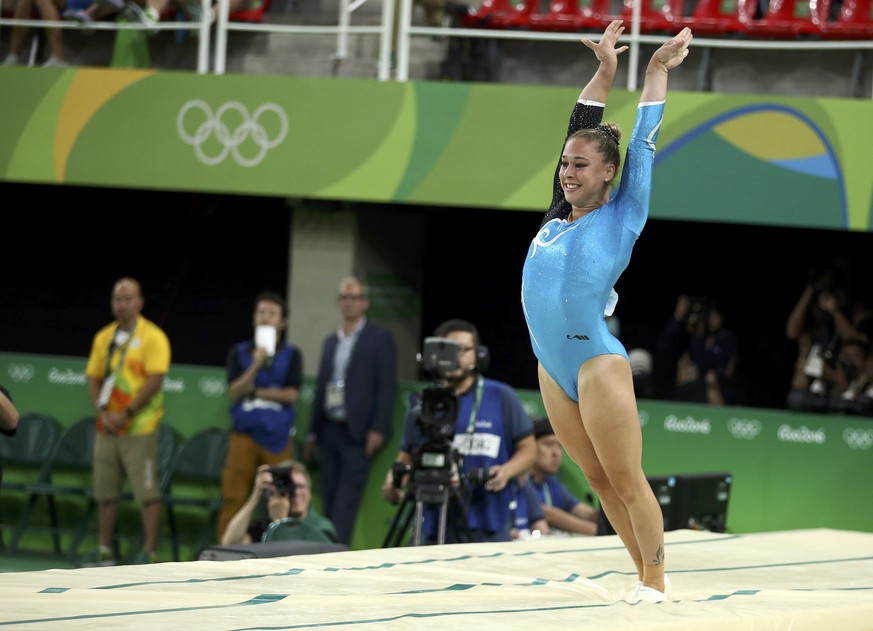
top-left (310, 322), bottom-right (397, 444)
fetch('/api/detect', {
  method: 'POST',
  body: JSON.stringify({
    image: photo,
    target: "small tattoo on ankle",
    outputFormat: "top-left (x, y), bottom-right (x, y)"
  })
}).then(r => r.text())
top-left (651, 545), bottom-right (664, 566)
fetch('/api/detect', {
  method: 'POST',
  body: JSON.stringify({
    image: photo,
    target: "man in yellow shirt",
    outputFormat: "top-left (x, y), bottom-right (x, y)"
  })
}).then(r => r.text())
top-left (84, 277), bottom-right (171, 565)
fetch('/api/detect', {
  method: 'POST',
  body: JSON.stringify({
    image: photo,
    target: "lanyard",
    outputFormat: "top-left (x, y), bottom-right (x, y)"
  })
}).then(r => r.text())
top-left (463, 375), bottom-right (484, 436)
top-left (541, 480), bottom-right (553, 506)
top-left (104, 323), bottom-right (136, 379)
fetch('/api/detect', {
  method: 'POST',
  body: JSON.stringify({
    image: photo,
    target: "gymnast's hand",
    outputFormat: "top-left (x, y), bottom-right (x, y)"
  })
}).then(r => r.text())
top-left (650, 27), bottom-right (694, 72)
top-left (582, 19), bottom-right (629, 65)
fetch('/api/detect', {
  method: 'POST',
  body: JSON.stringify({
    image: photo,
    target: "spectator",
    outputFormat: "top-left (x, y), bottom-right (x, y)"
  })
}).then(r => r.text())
top-left (63, 0), bottom-right (157, 30)
top-left (603, 312), bottom-right (655, 400)
top-left (509, 477), bottom-right (551, 541)
top-left (528, 416), bottom-right (598, 536)
top-left (789, 337), bottom-right (873, 415)
top-left (0, 384), bottom-right (21, 487)
top-left (390, 0), bottom-right (446, 65)
top-left (2, 0), bottom-right (68, 67)
top-left (439, 1), bottom-right (499, 82)
top-left (785, 259), bottom-right (872, 411)
top-left (628, 347), bottom-right (656, 399)
top-left (180, 0), bottom-right (262, 23)
top-left (827, 338), bottom-right (873, 415)
top-left (100, 0), bottom-right (264, 31)
top-left (304, 276), bottom-right (397, 546)
top-left (656, 294), bottom-right (745, 406)
top-left (83, 277), bottom-right (170, 566)
top-left (216, 290), bottom-right (303, 544)
top-left (221, 460), bottom-right (337, 545)
top-left (382, 318), bottom-right (536, 544)
top-left (0, 385), bottom-right (19, 434)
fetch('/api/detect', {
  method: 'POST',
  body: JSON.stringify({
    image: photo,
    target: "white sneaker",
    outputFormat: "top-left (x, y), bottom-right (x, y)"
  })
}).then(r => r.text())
top-left (626, 575), bottom-right (672, 604)
top-left (2, 53), bottom-right (20, 66)
top-left (43, 57), bottom-right (69, 68)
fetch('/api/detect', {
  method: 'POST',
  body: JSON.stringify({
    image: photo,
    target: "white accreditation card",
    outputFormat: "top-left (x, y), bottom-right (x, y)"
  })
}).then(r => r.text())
top-left (255, 325), bottom-right (277, 356)
top-left (97, 374), bottom-right (116, 409)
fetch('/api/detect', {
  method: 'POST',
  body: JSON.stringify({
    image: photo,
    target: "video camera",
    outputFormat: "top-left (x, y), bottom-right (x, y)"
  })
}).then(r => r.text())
top-left (267, 465), bottom-right (295, 496)
top-left (386, 337), bottom-right (465, 497)
top-left (414, 337), bottom-right (462, 447)
top-left (400, 337), bottom-right (495, 489)
top-left (383, 337), bottom-right (494, 546)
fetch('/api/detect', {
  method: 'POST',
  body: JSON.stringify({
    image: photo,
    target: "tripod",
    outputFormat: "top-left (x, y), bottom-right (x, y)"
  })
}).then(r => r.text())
top-left (382, 465), bottom-right (472, 547)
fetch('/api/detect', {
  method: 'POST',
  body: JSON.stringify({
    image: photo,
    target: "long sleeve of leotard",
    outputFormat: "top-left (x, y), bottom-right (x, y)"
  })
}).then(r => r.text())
top-left (540, 100), bottom-right (605, 229)
top-left (613, 100), bottom-right (665, 236)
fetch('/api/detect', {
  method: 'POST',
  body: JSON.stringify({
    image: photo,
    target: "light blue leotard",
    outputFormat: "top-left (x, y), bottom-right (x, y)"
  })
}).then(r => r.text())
top-left (521, 100), bottom-right (665, 401)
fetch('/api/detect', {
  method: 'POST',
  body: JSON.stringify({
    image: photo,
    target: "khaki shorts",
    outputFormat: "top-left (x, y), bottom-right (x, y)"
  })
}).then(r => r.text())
top-left (93, 431), bottom-right (160, 503)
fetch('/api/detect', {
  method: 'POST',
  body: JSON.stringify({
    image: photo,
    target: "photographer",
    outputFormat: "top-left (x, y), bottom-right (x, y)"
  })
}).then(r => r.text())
top-left (654, 294), bottom-right (745, 405)
top-left (382, 319), bottom-right (536, 544)
top-left (785, 259), bottom-right (873, 412)
top-left (221, 461), bottom-right (337, 545)
top-left (1, 384), bottom-right (20, 487)
top-left (828, 338), bottom-right (873, 415)
top-left (790, 337), bottom-right (873, 416)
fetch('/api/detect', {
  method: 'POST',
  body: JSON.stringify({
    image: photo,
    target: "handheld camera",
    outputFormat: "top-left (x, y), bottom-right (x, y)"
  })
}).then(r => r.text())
top-left (267, 465), bottom-right (296, 497)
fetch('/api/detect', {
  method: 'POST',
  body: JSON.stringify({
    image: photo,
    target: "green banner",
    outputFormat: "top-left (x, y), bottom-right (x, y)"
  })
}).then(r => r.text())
top-left (2, 352), bottom-right (871, 553)
top-left (1, 69), bottom-right (872, 231)
top-left (1, 352), bottom-right (229, 438)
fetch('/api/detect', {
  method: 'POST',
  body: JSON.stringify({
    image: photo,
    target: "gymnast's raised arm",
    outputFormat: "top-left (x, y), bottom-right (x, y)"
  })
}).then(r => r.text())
top-left (541, 20), bottom-right (628, 228)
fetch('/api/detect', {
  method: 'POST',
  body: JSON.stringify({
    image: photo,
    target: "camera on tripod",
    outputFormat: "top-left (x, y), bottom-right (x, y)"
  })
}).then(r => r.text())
top-left (386, 336), bottom-right (466, 499)
top-left (414, 336), bottom-right (462, 456)
top-left (383, 335), bottom-right (496, 547)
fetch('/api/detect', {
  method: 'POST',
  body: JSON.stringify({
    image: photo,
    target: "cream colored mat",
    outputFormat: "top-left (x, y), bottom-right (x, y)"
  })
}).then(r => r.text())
top-left (2, 528), bottom-right (872, 630)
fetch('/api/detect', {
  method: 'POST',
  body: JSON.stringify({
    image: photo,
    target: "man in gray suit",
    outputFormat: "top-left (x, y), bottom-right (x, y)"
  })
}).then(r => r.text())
top-left (305, 276), bottom-right (398, 545)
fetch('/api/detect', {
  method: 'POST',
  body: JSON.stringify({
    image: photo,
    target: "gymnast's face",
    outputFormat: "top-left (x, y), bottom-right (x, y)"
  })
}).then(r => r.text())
top-left (560, 138), bottom-right (615, 210)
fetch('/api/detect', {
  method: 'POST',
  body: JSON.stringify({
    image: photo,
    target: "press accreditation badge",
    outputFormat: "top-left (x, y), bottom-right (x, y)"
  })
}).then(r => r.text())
top-left (804, 343), bottom-right (824, 378)
top-left (454, 432), bottom-right (501, 459)
top-left (97, 374), bottom-right (116, 409)
top-left (326, 380), bottom-right (346, 420)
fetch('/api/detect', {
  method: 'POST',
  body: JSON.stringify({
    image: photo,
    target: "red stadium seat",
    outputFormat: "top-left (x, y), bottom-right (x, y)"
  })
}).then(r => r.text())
top-left (528, 0), bottom-right (612, 32)
top-left (676, 0), bottom-right (754, 35)
top-left (230, 0), bottom-right (271, 22)
top-left (742, 0), bottom-right (822, 37)
top-left (487, 0), bottom-right (541, 27)
top-left (816, 0), bottom-right (873, 38)
top-left (480, 0), bottom-right (540, 28)
top-left (461, 0), bottom-right (513, 27)
top-left (619, 0), bottom-right (684, 33)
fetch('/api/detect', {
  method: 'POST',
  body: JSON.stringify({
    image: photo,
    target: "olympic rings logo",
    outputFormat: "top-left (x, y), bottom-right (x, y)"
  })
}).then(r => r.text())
top-left (177, 100), bottom-right (288, 167)
top-left (198, 377), bottom-right (227, 398)
top-left (728, 418), bottom-right (762, 440)
top-left (843, 427), bottom-right (873, 450)
top-left (7, 363), bottom-right (35, 383)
